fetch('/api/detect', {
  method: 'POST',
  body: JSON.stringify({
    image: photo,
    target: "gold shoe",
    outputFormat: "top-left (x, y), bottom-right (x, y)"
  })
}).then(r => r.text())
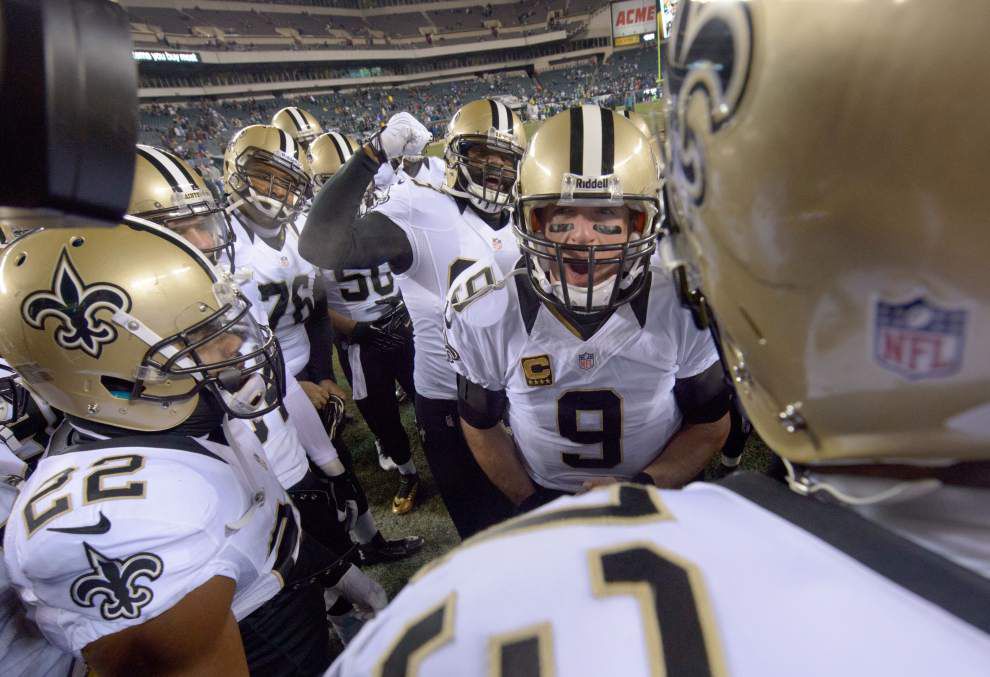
top-left (391, 473), bottom-right (419, 515)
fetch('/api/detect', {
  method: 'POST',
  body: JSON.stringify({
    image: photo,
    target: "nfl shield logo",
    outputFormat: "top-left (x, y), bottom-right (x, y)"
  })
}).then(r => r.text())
top-left (874, 297), bottom-right (967, 380)
top-left (492, 238), bottom-right (503, 251)
top-left (577, 352), bottom-right (595, 370)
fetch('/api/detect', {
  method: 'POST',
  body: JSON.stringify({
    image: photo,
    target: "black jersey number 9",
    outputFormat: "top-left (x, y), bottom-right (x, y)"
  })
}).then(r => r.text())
top-left (557, 389), bottom-right (622, 468)
top-left (338, 266), bottom-right (394, 302)
top-left (260, 274), bottom-right (314, 327)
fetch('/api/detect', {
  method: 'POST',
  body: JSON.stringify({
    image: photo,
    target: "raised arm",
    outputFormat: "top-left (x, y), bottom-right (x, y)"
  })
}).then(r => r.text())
top-left (300, 112), bottom-right (432, 273)
top-left (300, 147), bottom-right (413, 272)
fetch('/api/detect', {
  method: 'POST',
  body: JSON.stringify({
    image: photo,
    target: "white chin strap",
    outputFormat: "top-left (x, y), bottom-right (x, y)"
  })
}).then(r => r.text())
top-left (782, 458), bottom-right (944, 507)
top-left (225, 195), bottom-right (284, 238)
top-left (224, 372), bottom-right (269, 417)
top-left (467, 193), bottom-right (508, 214)
top-left (535, 255), bottom-right (647, 309)
top-left (550, 276), bottom-right (616, 309)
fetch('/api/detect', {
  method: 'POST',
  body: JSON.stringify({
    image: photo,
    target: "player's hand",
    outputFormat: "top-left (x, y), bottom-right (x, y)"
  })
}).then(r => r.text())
top-left (579, 477), bottom-right (620, 493)
top-left (350, 321), bottom-right (408, 351)
top-left (320, 379), bottom-right (348, 401)
top-left (334, 564), bottom-right (388, 615)
top-left (369, 112), bottom-right (432, 161)
top-left (298, 380), bottom-right (329, 409)
top-left (329, 471), bottom-right (362, 531)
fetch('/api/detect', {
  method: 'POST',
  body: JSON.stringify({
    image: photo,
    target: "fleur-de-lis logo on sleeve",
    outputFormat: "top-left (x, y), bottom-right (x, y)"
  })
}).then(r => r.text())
top-left (70, 542), bottom-right (163, 621)
top-left (21, 249), bottom-right (132, 358)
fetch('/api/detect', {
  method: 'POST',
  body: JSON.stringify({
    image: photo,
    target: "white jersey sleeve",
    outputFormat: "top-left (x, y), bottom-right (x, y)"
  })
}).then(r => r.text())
top-left (328, 482), bottom-right (990, 677)
top-left (4, 437), bottom-right (294, 655)
top-left (371, 180), bottom-right (521, 400)
top-left (0, 445), bottom-right (75, 676)
top-left (669, 300), bottom-right (720, 378)
top-left (443, 261), bottom-right (513, 392)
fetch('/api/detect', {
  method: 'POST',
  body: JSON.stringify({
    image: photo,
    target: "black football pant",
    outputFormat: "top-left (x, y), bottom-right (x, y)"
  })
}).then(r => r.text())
top-left (415, 394), bottom-right (514, 540)
top-left (337, 340), bottom-right (416, 466)
top-left (240, 532), bottom-right (338, 676)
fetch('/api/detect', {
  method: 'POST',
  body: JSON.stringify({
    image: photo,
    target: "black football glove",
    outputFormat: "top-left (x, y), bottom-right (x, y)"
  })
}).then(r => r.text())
top-left (350, 296), bottom-right (413, 351)
top-left (321, 393), bottom-right (346, 440)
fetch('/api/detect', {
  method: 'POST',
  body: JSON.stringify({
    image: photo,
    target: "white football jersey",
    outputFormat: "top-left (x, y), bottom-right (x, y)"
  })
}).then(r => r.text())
top-left (372, 157), bottom-right (446, 192)
top-left (3, 434), bottom-right (299, 656)
top-left (0, 445), bottom-right (75, 676)
top-left (229, 372), bottom-right (310, 490)
top-left (324, 265), bottom-right (399, 323)
top-left (329, 481), bottom-right (990, 676)
top-left (372, 179), bottom-right (520, 399)
top-left (444, 265), bottom-right (718, 492)
top-left (230, 214), bottom-right (317, 377)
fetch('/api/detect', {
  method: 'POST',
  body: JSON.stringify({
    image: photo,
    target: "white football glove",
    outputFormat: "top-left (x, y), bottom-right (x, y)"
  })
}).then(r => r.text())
top-left (370, 112), bottom-right (432, 162)
top-left (334, 564), bottom-right (388, 614)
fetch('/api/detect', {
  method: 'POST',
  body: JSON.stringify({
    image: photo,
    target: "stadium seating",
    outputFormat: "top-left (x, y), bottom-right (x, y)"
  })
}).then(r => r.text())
top-left (129, 0), bottom-right (612, 50)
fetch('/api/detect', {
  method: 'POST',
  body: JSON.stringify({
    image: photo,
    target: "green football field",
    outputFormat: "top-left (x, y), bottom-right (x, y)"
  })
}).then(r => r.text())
top-left (335, 351), bottom-right (774, 599)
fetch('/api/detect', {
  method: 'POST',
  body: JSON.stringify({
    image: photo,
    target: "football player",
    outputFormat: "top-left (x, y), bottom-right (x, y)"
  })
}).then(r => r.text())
top-left (272, 105), bottom-right (324, 152)
top-left (131, 143), bottom-right (424, 567)
top-left (328, 1), bottom-right (990, 674)
top-left (619, 108), bottom-right (663, 179)
top-left (444, 105), bottom-right (730, 510)
top-left (1, 221), bottom-right (337, 674)
top-left (311, 131), bottom-right (422, 514)
top-left (617, 111), bottom-right (749, 475)
top-left (301, 100), bottom-right (527, 538)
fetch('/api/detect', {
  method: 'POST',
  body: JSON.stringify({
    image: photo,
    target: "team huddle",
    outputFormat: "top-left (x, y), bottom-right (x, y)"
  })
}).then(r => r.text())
top-left (1, 0), bottom-right (988, 675)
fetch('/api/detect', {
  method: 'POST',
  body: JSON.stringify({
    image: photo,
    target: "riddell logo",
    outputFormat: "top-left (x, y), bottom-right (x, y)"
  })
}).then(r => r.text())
top-left (574, 177), bottom-right (609, 190)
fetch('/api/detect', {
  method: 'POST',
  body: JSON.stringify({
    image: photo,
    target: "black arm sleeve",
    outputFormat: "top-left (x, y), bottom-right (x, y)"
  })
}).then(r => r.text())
top-left (299, 149), bottom-right (414, 274)
top-left (457, 373), bottom-right (507, 430)
top-left (673, 361), bottom-right (732, 424)
top-left (301, 276), bottom-right (334, 383)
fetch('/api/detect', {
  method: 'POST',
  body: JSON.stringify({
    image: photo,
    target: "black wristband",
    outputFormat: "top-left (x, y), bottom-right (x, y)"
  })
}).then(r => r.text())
top-left (631, 472), bottom-right (655, 486)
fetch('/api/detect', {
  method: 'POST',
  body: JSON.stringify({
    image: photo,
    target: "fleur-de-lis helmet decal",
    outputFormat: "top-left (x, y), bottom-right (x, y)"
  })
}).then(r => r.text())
top-left (21, 248), bottom-right (132, 359)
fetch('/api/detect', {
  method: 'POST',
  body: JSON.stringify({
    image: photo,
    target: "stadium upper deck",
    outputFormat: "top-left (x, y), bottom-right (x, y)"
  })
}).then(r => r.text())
top-left (126, 0), bottom-right (608, 53)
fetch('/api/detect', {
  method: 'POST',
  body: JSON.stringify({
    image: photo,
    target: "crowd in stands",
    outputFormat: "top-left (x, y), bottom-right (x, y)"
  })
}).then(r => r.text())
top-left (129, 0), bottom-right (605, 51)
top-left (139, 37), bottom-right (610, 89)
top-left (140, 44), bottom-right (659, 164)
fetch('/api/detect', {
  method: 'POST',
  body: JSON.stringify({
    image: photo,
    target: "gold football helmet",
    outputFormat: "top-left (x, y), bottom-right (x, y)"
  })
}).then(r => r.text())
top-left (129, 145), bottom-right (234, 265)
top-left (664, 0), bottom-right (990, 464)
top-left (224, 124), bottom-right (310, 234)
top-left (516, 104), bottom-right (661, 314)
top-left (309, 131), bottom-right (360, 188)
top-left (272, 106), bottom-right (323, 147)
top-left (0, 219), bottom-right (285, 431)
top-left (443, 99), bottom-right (526, 213)
top-left (619, 108), bottom-right (664, 178)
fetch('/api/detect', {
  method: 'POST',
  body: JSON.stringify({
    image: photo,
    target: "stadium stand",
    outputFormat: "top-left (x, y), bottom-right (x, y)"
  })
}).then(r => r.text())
top-left (126, 0), bottom-right (610, 50)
